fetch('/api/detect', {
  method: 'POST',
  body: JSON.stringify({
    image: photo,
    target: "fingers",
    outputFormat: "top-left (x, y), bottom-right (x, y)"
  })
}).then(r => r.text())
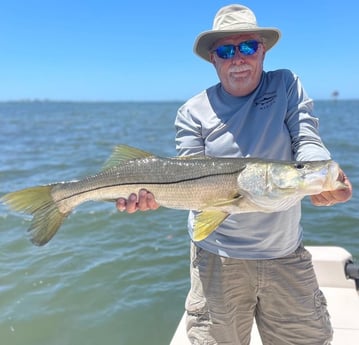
top-left (311, 169), bottom-right (353, 206)
top-left (138, 189), bottom-right (150, 211)
top-left (310, 192), bottom-right (334, 206)
top-left (116, 197), bottom-right (127, 212)
top-left (311, 190), bottom-right (349, 206)
top-left (145, 190), bottom-right (160, 210)
top-left (116, 189), bottom-right (159, 213)
top-left (338, 170), bottom-right (353, 202)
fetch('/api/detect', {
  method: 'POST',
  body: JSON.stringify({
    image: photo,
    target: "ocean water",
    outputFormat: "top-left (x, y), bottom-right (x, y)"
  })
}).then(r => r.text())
top-left (0, 100), bottom-right (358, 345)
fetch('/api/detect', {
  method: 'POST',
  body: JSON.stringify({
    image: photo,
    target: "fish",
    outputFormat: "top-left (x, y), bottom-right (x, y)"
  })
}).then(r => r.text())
top-left (1, 145), bottom-right (346, 246)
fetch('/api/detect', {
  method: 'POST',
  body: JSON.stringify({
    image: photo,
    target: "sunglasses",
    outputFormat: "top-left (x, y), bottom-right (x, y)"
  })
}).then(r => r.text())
top-left (212, 40), bottom-right (261, 59)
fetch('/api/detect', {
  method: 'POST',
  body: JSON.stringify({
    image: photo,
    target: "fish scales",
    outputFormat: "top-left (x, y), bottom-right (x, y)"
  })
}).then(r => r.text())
top-left (53, 157), bottom-right (244, 213)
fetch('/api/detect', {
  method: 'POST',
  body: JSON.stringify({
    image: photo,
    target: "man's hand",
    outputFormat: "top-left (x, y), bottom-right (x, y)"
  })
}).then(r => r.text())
top-left (311, 169), bottom-right (352, 206)
top-left (116, 189), bottom-right (159, 213)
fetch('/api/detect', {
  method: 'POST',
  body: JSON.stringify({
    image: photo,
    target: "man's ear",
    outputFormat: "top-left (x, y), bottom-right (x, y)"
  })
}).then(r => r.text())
top-left (210, 53), bottom-right (216, 66)
top-left (261, 45), bottom-right (266, 62)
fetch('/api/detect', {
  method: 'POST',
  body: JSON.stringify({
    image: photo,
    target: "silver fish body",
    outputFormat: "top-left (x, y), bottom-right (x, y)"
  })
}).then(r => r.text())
top-left (1, 145), bottom-right (345, 245)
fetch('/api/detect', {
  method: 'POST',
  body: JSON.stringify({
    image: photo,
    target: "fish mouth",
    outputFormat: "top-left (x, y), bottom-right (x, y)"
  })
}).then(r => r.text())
top-left (323, 161), bottom-right (347, 190)
top-left (306, 161), bottom-right (342, 192)
top-left (325, 161), bottom-right (339, 187)
top-left (299, 161), bottom-right (338, 193)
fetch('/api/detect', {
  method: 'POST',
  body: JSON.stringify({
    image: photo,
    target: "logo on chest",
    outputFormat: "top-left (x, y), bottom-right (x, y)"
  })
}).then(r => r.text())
top-left (255, 92), bottom-right (277, 110)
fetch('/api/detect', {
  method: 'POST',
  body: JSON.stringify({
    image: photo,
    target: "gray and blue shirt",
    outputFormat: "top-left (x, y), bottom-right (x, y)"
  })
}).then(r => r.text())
top-left (175, 69), bottom-right (330, 259)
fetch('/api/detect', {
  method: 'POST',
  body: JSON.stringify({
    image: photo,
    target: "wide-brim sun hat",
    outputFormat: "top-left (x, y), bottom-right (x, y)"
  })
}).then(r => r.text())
top-left (194, 4), bottom-right (281, 62)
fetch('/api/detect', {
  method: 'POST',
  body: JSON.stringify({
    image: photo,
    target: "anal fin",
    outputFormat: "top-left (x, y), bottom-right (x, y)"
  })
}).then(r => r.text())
top-left (193, 211), bottom-right (229, 241)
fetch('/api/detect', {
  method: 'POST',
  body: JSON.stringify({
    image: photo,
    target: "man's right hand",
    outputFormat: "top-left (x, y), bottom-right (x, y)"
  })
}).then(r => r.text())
top-left (116, 189), bottom-right (159, 213)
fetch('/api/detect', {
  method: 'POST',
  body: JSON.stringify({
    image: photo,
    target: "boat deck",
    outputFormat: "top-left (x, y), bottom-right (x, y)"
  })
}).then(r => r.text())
top-left (170, 246), bottom-right (359, 345)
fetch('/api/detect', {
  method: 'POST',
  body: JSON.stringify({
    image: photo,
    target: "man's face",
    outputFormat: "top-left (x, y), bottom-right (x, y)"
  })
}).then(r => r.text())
top-left (210, 34), bottom-right (266, 97)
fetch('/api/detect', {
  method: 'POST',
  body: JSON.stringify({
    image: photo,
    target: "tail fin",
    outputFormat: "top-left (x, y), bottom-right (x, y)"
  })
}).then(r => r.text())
top-left (1, 185), bottom-right (69, 246)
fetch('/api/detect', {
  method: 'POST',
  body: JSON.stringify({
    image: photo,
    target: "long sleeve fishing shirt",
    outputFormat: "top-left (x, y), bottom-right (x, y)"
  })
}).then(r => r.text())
top-left (175, 69), bottom-right (331, 259)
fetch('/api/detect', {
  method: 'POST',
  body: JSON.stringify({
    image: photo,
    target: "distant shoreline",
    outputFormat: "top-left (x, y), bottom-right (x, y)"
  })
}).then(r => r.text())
top-left (0, 98), bottom-right (358, 104)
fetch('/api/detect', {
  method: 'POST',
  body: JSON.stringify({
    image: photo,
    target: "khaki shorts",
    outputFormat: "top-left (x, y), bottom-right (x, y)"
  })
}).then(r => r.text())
top-left (185, 243), bottom-right (333, 345)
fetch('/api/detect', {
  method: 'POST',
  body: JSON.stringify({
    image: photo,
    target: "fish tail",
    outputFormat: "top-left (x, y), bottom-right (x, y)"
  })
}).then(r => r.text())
top-left (1, 185), bottom-right (69, 246)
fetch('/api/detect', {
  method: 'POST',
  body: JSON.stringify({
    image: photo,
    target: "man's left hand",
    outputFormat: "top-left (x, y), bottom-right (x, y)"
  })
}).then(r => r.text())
top-left (311, 169), bottom-right (352, 206)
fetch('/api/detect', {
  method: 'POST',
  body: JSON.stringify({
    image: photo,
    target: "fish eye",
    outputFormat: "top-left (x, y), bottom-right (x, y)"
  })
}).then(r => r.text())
top-left (294, 163), bottom-right (305, 170)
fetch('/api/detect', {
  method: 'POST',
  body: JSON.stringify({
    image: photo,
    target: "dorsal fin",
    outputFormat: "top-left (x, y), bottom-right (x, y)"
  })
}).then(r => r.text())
top-left (102, 145), bottom-right (155, 171)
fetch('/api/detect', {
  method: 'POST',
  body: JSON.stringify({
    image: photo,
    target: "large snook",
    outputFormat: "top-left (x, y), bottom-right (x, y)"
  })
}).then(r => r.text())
top-left (1, 145), bottom-right (346, 246)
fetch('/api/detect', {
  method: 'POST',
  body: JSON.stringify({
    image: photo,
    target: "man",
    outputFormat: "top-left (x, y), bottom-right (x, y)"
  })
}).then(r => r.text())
top-left (117, 4), bottom-right (352, 345)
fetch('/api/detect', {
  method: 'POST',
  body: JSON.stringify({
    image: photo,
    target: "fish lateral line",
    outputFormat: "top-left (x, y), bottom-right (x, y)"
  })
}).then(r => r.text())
top-left (55, 169), bottom-right (244, 202)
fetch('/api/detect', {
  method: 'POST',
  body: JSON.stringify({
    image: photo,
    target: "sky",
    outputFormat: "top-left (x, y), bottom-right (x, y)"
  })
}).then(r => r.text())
top-left (0, 0), bottom-right (358, 101)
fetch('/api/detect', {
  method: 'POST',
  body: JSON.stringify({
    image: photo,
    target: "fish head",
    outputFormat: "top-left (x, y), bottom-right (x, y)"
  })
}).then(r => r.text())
top-left (269, 160), bottom-right (345, 195)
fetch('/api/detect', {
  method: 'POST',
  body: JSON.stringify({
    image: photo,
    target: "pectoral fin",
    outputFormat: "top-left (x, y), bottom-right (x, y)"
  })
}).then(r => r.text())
top-left (208, 192), bottom-right (242, 208)
top-left (193, 211), bottom-right (229, 241)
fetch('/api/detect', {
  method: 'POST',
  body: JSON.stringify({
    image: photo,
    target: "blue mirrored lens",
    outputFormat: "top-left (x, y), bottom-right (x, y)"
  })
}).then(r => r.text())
top-left (215, 40), bottom-right (259, 59)
top-left (215, 45), bottom-right (236, 59)
top-left (240, 40), bottom-right (258, 55)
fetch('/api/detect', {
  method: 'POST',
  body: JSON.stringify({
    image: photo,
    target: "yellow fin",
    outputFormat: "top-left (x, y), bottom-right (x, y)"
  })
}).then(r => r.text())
top-left (193, 211), bottom-right (229, 241)
top-left (1, 185), bottom-right (69, 246)
top-left (102, 144), bottom-right (155, 171)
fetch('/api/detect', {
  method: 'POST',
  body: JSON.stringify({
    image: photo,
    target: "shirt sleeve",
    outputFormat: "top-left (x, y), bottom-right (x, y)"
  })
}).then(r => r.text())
top-left (285, 71), bottom-right (331, 161)
top-left (175, 102), bottom-right (205, 157)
